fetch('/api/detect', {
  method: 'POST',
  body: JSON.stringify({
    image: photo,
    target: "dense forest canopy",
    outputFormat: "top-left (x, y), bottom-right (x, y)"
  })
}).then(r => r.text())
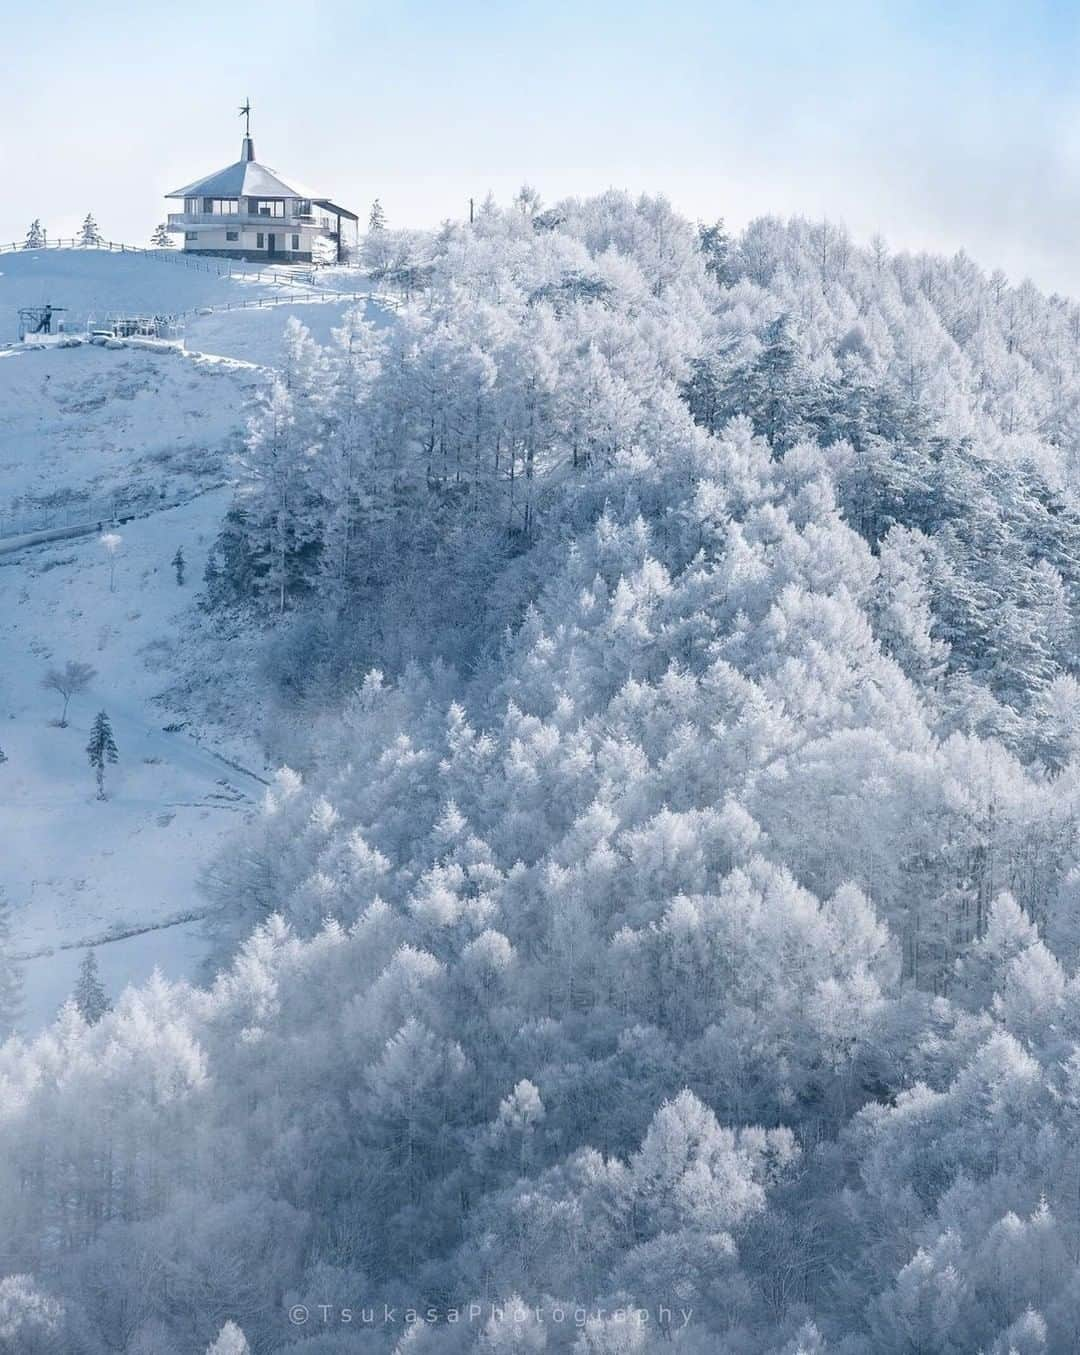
top-left (6, 194), bottom-right (1080, 1353)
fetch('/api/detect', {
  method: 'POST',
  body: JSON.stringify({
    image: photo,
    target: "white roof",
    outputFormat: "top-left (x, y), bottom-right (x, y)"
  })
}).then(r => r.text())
top-left (167, 138), bottom-right (308, 200)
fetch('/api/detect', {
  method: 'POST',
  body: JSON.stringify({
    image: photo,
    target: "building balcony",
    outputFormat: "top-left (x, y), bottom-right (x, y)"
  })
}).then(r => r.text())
top-left (166, 212), bottom-right (329, 231)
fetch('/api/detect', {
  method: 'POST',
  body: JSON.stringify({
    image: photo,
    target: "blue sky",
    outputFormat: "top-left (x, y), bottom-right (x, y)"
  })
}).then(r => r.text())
top-left (4, 0), bottom-right (1080, 291)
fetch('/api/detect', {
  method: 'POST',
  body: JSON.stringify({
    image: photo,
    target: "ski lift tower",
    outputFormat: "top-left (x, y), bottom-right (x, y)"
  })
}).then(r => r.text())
top-left (17, 305), bottom-right (67, 341)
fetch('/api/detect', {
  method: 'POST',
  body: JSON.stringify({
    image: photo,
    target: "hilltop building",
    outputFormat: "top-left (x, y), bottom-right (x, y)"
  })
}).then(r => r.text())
top-left (165, 107), bottom-right (358, 263)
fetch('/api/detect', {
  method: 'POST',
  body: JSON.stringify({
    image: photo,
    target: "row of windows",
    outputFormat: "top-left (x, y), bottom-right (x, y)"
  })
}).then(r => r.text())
top-left (184, 198), bottom-right (240, 214)
top-left (185, 231), bottom-right (303, 250)
top-left (182, 197), bottom-right (303, 217)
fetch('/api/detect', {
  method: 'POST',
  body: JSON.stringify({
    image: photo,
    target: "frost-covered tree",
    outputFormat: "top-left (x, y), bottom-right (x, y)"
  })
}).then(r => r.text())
top-left (8, 189), bottom-right (1080, 1355)
top-left (78, 212), bottom-right (102, 247)
top-left (698, 217), bottom-right (733, 285)
top-left (23, 219), bottom-right (45, 249)
top-left (150, 222), bottom-right (174, 248)
top-left (226, 378), bottom-right (319, 615)
top-left (41, 659), bottom-right (96, 727)
top-left (86, 710), bottom-right (118, 799)
top-left (362, 198), bottom-right (394, 277)
top-left (205, 1320), bottom-right (249, 1354)
top-left (514, 183), bottom-right (542, 218)
top-left (72, 949), bottom-right (109, 1025)
top-left (0, 1275), bottom-right (63, 1355)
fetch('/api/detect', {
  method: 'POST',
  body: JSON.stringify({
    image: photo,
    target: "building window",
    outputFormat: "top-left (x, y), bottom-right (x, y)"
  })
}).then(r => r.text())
top-left (184, 198), bottom-right (198, 214)
top-left (256, 233), bottom-right (264, 249)
top-left (185, 231), bottom-right (198, 241)
top-left (253, 199), bottom-right (285, 218)
top-left (291, 234), bottom-right (300, 251)
top-left (226, 230), bottom-right (239, 242)
top-left (203, 198), bottom-right (239, 215)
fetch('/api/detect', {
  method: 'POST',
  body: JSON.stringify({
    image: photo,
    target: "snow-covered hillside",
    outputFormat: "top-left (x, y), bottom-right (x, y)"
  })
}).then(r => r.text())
top-left (184, 291), bottom-right (391, 367)
top-left (0, 492), bottom-right (265, 1026)
top-left (0, 248), bottom-right (384, 1030)
top-left (13, 198), bottom-right (1080, 1354)
top-left (0, 246), bottom-right (290, 336)
top-left (0, 344), bottom-right (257, 517)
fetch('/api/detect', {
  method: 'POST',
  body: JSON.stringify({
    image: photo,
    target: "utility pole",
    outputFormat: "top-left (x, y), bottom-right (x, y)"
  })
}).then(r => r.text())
top-left (469, 197), bottom-right (475, 225)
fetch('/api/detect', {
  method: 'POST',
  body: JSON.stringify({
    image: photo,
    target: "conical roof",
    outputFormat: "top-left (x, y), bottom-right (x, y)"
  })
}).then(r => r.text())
top-left (166, 136), bottom-right (308, 200)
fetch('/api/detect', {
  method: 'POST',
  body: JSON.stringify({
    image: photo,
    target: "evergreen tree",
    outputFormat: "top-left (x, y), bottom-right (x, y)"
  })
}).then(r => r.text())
top-left (698, 218), bottom-right (733, 285)
top-left (23, 219), bottom-right (45, 249)
top-left (746, 312), bottom-right (803, 448)
top-left (363, 200), bottom-right (394, 277)
top-left (72, 950), bottom-right (109, 1025)
top-left (172, 546), bottom-right (186, 586)
top-left (86, 711), bottom-right (118, 800)
top-left (233, 361), bottom-right (325, 616)
top-left (78, 213), bottom-right (102, 247)
top-left (0, 893), bottom-right (23, 1040)
top-left (150, 222), bottom-right (174, 248)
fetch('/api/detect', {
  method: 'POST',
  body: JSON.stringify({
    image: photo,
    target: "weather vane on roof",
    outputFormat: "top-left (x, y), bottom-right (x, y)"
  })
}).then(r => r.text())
top-left (239, 98), bottom-right (252, 136)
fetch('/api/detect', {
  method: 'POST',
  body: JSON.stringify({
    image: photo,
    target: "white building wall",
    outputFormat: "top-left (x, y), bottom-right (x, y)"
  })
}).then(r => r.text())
top-left (180, 222), bottom-right (324, 257)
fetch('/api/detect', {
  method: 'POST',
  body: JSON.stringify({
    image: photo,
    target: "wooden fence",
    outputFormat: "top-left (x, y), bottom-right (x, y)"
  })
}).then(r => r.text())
top-left (0, 238), bottom-right (345, 291)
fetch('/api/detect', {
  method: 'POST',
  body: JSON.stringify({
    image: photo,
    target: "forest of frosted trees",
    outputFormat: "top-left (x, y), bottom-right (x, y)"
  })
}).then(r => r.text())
top-left (7, 193), bottom-right (1080, 1352)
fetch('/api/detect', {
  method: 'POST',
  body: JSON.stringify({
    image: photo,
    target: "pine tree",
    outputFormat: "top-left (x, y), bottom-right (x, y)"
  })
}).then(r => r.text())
top-left (363, 201), bottom-right (394, 277)
top-left (150, 222), bottom-right (174, 248)
top-left (745, 312), bottom-right (804, 449)
top-left (86, 711), bottom-right (118, 800)
top-left (0, 893), bottom-right (23, 1040)
top-left (172, 546), bottom-right (186, 586)
top-left (235, 375), bottom-right (323, 616)
top-left (698, 218), bottom-right (733, 285)
top-left (24, 219), bottom-right (46, 249)
top-left (72, 950), bottom-right (109, 1025)
top-left (79, 213), bottom-right (102, 247)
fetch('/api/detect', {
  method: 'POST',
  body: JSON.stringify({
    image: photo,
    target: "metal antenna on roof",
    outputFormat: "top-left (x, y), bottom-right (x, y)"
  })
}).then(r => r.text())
top-left (239, 98), bottom-right (252, 137)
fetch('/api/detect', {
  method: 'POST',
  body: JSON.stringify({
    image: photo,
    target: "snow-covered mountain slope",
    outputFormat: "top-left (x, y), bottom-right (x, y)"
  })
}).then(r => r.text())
top-left (0, 344), bottom-right (257, 516)
top-left (0, 249), bottom-right (382, 1029)
top-left (13, 200), bottom-right (1080, 1355)
top-left (0, 246), bottom-right (294, 336)
top-left (0, 493), bottom-right (267, 1027)
top-left (184, 292), bottom-right (391, 367)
